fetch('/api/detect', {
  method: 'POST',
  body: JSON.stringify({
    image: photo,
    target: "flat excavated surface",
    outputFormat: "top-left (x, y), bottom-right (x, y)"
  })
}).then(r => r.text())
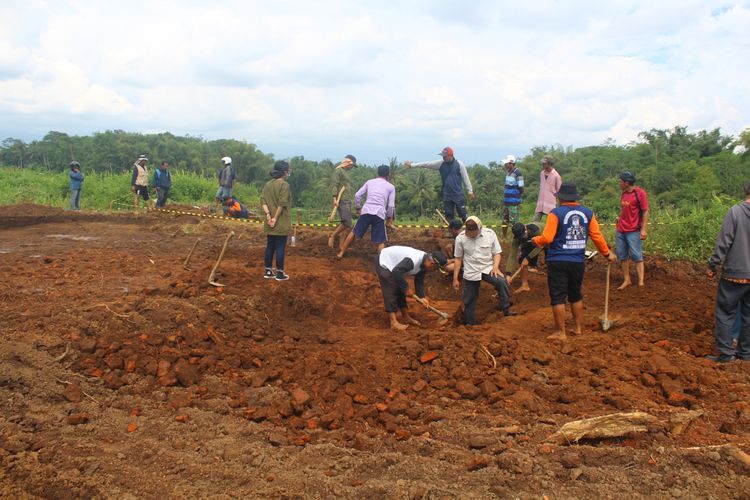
top-left (1, 204), bottom-right (749, 499)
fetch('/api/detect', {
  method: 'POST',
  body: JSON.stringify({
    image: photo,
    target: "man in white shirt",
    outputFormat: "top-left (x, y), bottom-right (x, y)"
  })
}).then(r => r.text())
top-left (452, 216), bottom-right (517, 324)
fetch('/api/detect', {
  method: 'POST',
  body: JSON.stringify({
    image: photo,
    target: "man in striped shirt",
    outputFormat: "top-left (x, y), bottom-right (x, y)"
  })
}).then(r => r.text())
top-left (502, 155), bottom-right (524, 240)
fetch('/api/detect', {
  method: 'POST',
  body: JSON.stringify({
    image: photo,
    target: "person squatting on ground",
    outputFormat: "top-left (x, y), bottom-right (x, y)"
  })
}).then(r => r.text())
top-left (532, 182), bottom-right (616, 341)
top-left (337, 164), bottom-right (395, 259)
top-left (404, 146), bottom-right (475, 222)
top-left (534, 155), bottom-right (562, 223)
top-left (453, 216), bottom-right (517, 325)
top-left (215, 156), bottom-right (235, 202)
top-left (223, 196), bottom-right (249, 219)
top-left (706, 182), bottom-right (750, 363)
top-left (328, 154), bottom-right (357, 250)
top-left (131, 155), bottom-right (151, 209)
top-left (616, 170), bottom-right (649, 290)
top-left (501, 155), bottom-right (524, 240)
top-left (507, 222), bottom-right (542, 293)
top-left (69, 161), bottom-right (83, 211)
top-left (261, 161), bottom-right (292, 281)
top-left (375, 245), bottom-right (448, 331)
top-left (153, 160), bottom-right (172, 208)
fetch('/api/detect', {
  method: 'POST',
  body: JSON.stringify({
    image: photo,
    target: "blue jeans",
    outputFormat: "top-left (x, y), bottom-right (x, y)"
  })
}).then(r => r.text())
top-left (264, 235), bottom-right (287, 272)
top-left (443, 196), bottom-right (467, 222)
top-left (70, 189), bottom-right (81, 210)
top-left (615, 231), bottom-right (643, 262)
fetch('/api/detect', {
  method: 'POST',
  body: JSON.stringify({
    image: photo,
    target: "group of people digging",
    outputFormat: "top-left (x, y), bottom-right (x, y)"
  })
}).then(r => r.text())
top-left (321, 147), bottom-right (646, 338)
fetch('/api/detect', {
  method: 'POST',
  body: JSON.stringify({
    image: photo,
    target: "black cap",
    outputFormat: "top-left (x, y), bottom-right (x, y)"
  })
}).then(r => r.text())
top-left (619, 171), bottom-right (636, 184)
top-left (430, 251), bottom-right (448, 273)
top-left (511, 222), bottom-right (526, 240)
top-left (345, 154), bottom-right (357, 165)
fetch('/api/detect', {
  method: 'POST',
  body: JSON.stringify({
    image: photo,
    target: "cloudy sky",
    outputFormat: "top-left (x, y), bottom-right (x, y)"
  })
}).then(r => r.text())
top-left (1, 0), bottom-right (748, 164)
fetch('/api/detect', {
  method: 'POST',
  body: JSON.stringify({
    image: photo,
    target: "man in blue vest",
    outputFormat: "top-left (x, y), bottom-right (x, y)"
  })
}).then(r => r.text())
top-left (532, 183), bottom-right (616, 341)
top-left (405, 146), bottom-right (475, 222)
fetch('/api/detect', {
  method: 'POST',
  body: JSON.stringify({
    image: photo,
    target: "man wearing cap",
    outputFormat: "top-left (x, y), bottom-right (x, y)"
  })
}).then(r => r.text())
top-left (453, 216), bottom-right (516, 324)
top-left (705, 181), bottom-right (750, 363)
top-left (337, 165), bottom-right (395, 259)
top-left (501, 155), bottom-right (524, 240)
top-left (328, 154), bottom-right (357, 250)
top-left (375, 245), bottom-right (447, 331)
top-left (69, 161), bottom-right (83, 211)
top-left (261, 161), bottom-right (292, 281)
top-left (532, 183), bottom-right (616, 340)
top-left (615, 171), bottom-right (649, 290)
top-left (215, 156), bottom-right (236, 202)
top-left (534, 155), bottom-right (562, 222)
top-left (405, 147), bottom-right (475, 222)
top-left (131, 155), bottom-right (151, 209)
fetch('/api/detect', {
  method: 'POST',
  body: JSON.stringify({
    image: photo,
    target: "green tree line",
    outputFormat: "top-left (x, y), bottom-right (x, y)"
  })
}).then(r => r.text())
top-left (2, 126), bottom-right (749, 232)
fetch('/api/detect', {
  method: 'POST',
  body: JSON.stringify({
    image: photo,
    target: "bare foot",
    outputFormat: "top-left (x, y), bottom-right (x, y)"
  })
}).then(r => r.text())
top-left (515, 285), bottom-right (531, 293)
top-left (390, 321), bottom-right (409, 331)
top-left (638, 282), bottom-right (645, 287)
top-left (327, 235), bottom-right (335, 248)
top-left (617, 281), bottom-right (631, 291)
top-left (336, 252), bottom-right (344, 259)
top-left (547, 332), bottom-right (567, 341)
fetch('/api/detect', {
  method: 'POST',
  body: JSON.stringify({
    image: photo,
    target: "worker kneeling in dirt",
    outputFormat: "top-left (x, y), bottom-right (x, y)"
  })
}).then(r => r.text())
top-left (222, 196), bottom-right (249, 219)
top-left (375, 246), bottom-right (447, 331)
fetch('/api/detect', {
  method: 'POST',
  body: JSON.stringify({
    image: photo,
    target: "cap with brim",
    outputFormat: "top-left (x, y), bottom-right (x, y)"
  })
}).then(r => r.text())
top-left (555, 182), bottom-right (581, 201)
top-left (344, 154), bottom-right (357, 166)
top-left (438, 146), bottom-right (454, 157)
top-left (430, 251), bottom-right (448, 274)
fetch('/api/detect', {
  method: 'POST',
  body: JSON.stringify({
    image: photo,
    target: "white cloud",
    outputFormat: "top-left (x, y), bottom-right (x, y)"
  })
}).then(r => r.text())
top-left (0, 0), bottom-right (749, 163)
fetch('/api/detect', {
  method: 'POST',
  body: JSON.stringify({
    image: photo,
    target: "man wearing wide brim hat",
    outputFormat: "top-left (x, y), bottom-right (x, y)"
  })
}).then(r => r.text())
top-left (532, 182), bottom-right (616, 340)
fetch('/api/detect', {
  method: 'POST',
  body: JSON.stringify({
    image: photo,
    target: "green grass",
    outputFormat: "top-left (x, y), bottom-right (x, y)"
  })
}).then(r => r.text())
top-left (0, 166), bottom-right (730, 262)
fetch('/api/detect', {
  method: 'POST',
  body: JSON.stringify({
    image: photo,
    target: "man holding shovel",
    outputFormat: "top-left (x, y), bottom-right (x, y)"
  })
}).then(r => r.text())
top-left (531, 183), bottom-right (616, 341)
top-left (453, 216), bottom-right (517, 325)
top-left (328, 154), bottom-right (357, 250)
top-left (375, 246), bottom-right (448, 331)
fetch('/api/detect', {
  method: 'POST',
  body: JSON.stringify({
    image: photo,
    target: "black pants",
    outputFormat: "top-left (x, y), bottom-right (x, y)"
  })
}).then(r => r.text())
top-left (264, 235), bottom-right (287, 271)
top-left (375, 256), bottom-right (407, 313)
top-left (462, 273), bottom-right (510, 325)
top-left (715, 279), bottom-right (750, 358)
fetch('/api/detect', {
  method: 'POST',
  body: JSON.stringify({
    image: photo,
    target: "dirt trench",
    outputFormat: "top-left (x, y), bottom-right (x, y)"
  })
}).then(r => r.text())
top-left (0, 204), bottom-right (749, 499)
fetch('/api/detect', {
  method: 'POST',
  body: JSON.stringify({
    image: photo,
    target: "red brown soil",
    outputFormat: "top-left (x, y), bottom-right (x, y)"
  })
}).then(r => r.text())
top-left (1, 204), bottom-right (749, 498)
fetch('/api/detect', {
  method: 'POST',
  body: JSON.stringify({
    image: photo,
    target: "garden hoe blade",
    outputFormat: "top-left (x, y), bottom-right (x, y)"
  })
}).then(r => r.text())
top-left (412, 294), bottom-right (450, 326)
top-left (600, 261), bottom-right (616, 331)
top-left (208, 231), bottom-right (234, 287)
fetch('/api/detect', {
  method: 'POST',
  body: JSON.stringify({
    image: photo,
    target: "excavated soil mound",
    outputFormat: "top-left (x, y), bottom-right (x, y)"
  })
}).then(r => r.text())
top-left (1, 205), bottom-right (749, 498)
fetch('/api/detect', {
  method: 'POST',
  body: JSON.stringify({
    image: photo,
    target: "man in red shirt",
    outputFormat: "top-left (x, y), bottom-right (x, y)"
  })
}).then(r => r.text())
top-left (615, 171), bottom-right (649, 290)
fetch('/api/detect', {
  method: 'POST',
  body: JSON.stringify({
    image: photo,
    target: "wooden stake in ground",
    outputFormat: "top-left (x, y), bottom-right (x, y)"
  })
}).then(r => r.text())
top-left (328, 186), bottom-right (346, 222)
top-left (183, 238), bottom-right (201, 270)
top-left (208, 231), bottom-right (234, 287)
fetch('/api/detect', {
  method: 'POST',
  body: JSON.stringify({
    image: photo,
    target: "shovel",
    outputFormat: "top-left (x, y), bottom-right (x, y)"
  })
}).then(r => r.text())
top-left (208, 230), bottom-right (234, 287)
top-left (412, 295), bottom-right (449, 325)
top-left (600, 262), bottom-right (615, 331)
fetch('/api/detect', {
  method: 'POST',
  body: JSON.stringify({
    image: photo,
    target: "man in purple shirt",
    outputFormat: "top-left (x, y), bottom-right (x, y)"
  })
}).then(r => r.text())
top-left (337, 165), bottom-right (396, 259)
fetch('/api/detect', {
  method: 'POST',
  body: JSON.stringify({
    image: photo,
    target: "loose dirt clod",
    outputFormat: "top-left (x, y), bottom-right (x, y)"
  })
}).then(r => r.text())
top-left (547, 412), bottom-right (658, 445)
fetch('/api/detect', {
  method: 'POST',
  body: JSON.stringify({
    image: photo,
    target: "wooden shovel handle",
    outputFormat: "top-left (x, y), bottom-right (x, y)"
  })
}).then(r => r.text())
top-left (328, 186), bottom-right (346, 222)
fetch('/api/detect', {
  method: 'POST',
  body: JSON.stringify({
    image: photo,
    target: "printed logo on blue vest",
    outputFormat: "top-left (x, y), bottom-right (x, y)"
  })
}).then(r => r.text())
top-left (562, 210), bottom-right (589, 250)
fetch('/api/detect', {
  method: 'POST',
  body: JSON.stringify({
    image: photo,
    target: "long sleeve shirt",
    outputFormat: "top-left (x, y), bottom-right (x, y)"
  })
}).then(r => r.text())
top-left (535, 168), bottom-right (562, 214)
top-left (355, 177), bottom-right (395, 220)
top-left (708, 201), bottom-right (750, 280)
top-left (411, 159), bottom-right (473, 197)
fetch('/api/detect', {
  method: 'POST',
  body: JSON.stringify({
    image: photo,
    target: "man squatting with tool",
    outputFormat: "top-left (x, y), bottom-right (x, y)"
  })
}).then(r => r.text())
top-left (375, 246), bottom-right (448, 331)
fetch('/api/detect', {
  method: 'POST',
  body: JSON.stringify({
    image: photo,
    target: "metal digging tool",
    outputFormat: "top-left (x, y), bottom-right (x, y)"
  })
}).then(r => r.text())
top-left (183, 238), bottom-right (201, 270)
top-left (208, 231), bottom-right (235, 287)
top-left (412, 295), bottom-right (450, 326)
top-left (600, 261), bottom-right (616, 331)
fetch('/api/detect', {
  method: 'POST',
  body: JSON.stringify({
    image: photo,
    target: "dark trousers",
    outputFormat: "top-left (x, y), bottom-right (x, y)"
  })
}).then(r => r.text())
top-left (443, 197), bottom-right (468, 222)
top-left (375, 256), bottom-right (407, 313)
top-left (462, 274), bottom-right (511, 325)
top-left (715, 279), bottom-right (750, 358)
top-left (264, 235), bottom-right (287, 271)
top-left (155, 187), bottom-right (169, 207)
top-left (70, 189), bottom-right (81, 210)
